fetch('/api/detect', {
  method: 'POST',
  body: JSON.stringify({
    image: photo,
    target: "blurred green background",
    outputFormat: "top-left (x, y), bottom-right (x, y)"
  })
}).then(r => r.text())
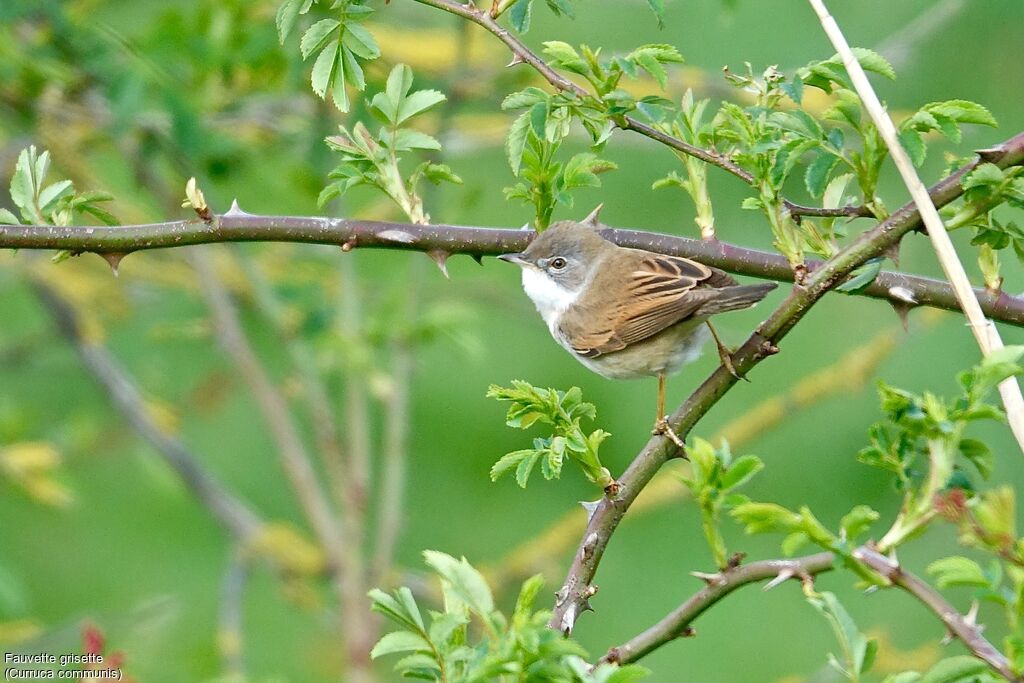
top-left (2, 0), bottom-right (1024, 680)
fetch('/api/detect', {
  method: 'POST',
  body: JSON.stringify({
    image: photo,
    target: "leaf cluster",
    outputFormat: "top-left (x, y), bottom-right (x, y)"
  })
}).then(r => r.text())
top-left (368, 551), bottom-right (648, 682)
top-left (486, 381), bottom-right (612, 489)
top-left (320, 65), bottom-right (461, 221)
top-left (276, 0), bottom-right (380, 111)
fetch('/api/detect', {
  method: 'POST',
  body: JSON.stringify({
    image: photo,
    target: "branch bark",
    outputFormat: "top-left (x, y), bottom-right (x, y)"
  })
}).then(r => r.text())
top-left (5, 211), bottom-right (1024, 326)
top-left (599, 553), bottom-right (835, 666)
top-left (547, 130), bottom-right (1024, 633)
top-left (853, 546), bottom-right (1021, 682)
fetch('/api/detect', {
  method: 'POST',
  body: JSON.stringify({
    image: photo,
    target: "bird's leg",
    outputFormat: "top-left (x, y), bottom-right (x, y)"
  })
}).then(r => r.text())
top-left (652, 373), bottom-right (686, 450)
top-left (706, 321), bottom-right (744, 381)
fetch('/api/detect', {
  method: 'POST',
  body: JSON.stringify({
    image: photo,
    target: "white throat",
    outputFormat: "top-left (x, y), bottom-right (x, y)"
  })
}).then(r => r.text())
top-left (521, 267), bottom-right (579, 332)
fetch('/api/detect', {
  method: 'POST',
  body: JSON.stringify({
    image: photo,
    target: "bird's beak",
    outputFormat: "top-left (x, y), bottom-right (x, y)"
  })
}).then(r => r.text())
top-left (497, 252), bottom-right (528, 266)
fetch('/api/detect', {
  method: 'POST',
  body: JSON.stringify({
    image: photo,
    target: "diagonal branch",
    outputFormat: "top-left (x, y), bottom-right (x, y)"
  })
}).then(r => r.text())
top-left (547, 131), bottom-right (1024, 633)
top-left (599, 553), bottom-right (835, 666)
top-left (601, 547), bottom-right (1018, 682)
top-left (854, 546), bottom-right (1020, 682)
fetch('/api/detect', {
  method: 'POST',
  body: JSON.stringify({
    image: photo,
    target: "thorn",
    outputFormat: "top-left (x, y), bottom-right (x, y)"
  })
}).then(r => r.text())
top-left (965, 601), bottom-right (981, 630)
top-left (520, 222), bottom-right (532, 231)
top-left (506, 53), bottom-right (525, 68)
top-left (691, 570), bottom-right (723, 585)
top-left (100, 252), bottom-right (127, 277)
top-left (976, 145), bottom-right (1005, 162)
top-left (428, 249), bottom-right (451, 279)
top-left (559, 603), bottom-right (577, 635)
top-left (581, 203), bottom-right (604, 228)
top-left (941, 630), bottom-right (955, 646)
top-left (340, 238), bottom-right (357, 252)
top-left (763, 568), bottom-right (796, 591)
top-left (224, 199), bottom-right (251, 217)
top-left (679, 626), bottom-right (697, 638)
top-left (580, 499), bottom-right (601, 523)
top-left (888, 286), bottom-right (917, 304)
top-left (889, 300), bottom-right (914, 331)
top-left (470, 253), bottom-right (484, 265)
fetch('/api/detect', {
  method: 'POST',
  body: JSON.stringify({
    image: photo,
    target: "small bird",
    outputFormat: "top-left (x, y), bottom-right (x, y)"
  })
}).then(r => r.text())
top-left (499, 208), bottom-right (776, 447)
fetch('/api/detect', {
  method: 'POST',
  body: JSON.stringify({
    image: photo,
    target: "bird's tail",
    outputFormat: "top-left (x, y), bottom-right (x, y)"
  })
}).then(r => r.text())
top-left (694, 282), bottom-right (777, 317)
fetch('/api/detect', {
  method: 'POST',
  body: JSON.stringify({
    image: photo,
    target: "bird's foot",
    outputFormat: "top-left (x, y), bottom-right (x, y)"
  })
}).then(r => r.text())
top-left (717, 347), bottom-right (745, 381)
top-left (653, 417), bottom-right (686, 451)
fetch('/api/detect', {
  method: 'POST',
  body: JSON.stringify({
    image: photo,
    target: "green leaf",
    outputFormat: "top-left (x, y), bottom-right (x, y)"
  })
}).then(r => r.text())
top-left (924, 100), bottom-right (997, 127)
top-left (509, 0), bottom-right (533, 33)
top-left (898, 129), bottom-right (926, 167)
top-left (516, 450), bottom-right (541, 487)
top-left (343, 23), bottom-right (380, 60)
top-left (850, 47), bottom-right (896, 80)
top-left (0, 208), bottom-right (18, 225)
top-left (731, 502), bottom-right (802, 534)
top-left (958, 438), bottom-right (993, 479)
top-left (805, 152), bottom-right (841, 198)
top-left (386, 64), bottom-right (414, 109)
top-left (391, 130), bottom-right (441, 151)
top-left (506, 112), bottom-right (531, 176)
top-left (490, 449), bottom-right (536, 484)
top-left (368, 587), bottom-right (424, 631)
top-left (542, 41), bottom-right (588, 75)
top-left (836, 258), bottom-right (882, 293)
top-left (310, 39), bottom-right (340, 98)
top-left (370, 630), bottom-right (432, 659)
top-left (839, 505), bottom-right (878, 541)
top-left (275, 0), bottom-right (303, 44)
top-left (645, 0), bottom-right (665, 27)
top-left (300, 19), bottom-right (340, 59)
top-left (926, 556), bottom-right (989, 589)
top-left (397, 89), bottom-right (447, 125)
top-left (720, 455), bottom-right (763, 491)
top-left (502, 87), bottom-right (548, 111)
top-left (422, 551), bottom-right (495, 617)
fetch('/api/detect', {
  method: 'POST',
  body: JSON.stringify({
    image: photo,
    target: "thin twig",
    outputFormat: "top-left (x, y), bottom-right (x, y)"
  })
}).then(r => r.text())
top-left (853, 546), bottom-right (1020, 681)
top-left (806, 0), bottom-right (1024, 454)
top-left (29, 277), bottom-right (264, 542)
top-left (6, 208), bottom-right (1024, 326)
top-left (599, 553), bottom-right (835, 665)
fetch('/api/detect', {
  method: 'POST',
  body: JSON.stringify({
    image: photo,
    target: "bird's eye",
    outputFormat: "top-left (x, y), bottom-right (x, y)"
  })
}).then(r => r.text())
top-left (550, 257), bottom-right (567, 270)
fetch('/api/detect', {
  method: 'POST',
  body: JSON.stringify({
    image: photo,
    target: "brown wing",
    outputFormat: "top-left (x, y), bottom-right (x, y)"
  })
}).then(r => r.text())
top-left (563, 253), bottom-right (735, 357)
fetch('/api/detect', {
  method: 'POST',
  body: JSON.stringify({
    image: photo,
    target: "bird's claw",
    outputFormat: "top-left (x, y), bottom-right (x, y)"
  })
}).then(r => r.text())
top-left (653, 417), bottom-right (686, 451)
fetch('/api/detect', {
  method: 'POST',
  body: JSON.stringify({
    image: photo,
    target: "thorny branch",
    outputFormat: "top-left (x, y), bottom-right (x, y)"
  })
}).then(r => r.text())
top-left (854, 546), bottom-right (1021, 682)
top-left (5, 210), bottom-right (1024, 326)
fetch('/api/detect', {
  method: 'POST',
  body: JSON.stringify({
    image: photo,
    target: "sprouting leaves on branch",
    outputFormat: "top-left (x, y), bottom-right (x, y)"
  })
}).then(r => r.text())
top-left (277, 0), bottom-right (380, 111)
top-left (486, 381), bottom-right (613, 489)
top-left (320, 64), bottom-right (460, 223)
top-left (368, 551), bottom-right (649, 681)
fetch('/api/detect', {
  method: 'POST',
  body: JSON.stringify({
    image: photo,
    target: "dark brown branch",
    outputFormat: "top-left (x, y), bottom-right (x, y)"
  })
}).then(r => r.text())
top-left (29, 277), bottom-right (264, 541)
top-left (4, 215), bottom-right (1024, 326)
top-left (410, 0), bottom-right (869, 219)
top-left (548, 131), bottom-right (1024, 633)
top-left (854, 546), bottom-right (1020, 682)
top-left (600, 553), bottom-right (835, 665)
